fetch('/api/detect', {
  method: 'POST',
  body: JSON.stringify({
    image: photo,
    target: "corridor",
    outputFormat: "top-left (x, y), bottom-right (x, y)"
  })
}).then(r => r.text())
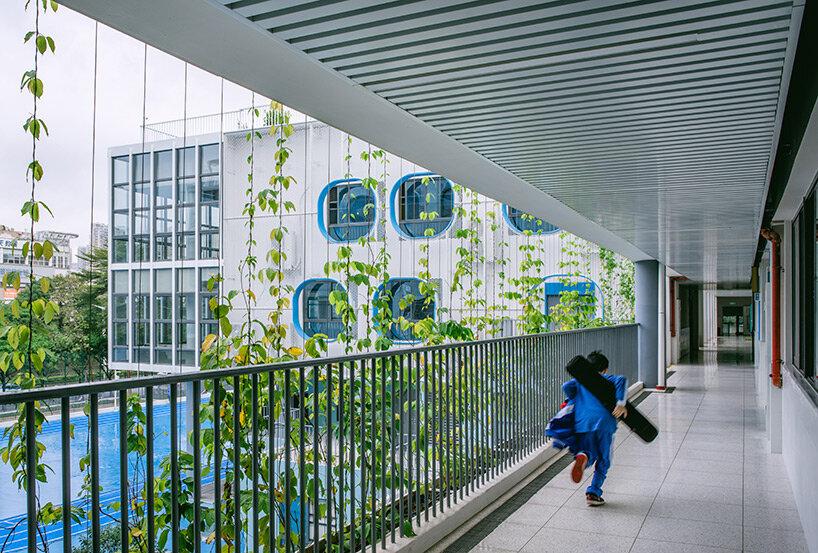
top-left (449, 338), bottom-right (809, 553)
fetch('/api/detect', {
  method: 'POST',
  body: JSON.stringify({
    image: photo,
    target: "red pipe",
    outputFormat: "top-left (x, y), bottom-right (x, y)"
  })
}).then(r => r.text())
top-left (668, 277), bottom-right (687, 338)
top-left (761, 228), bottom-right (782, 388)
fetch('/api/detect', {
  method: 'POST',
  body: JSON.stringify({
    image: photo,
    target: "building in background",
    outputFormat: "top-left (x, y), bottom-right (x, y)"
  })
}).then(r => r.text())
top-left (77, 222), bottom-right (109, 271)
top-left (0, 226), bottom-right (78, 303)
top-left (107, 115), bottom-right (632, 374)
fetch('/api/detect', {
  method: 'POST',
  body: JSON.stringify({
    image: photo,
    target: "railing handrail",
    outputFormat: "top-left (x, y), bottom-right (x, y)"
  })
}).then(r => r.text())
top-left (0, 324), bottom-right (637, 405)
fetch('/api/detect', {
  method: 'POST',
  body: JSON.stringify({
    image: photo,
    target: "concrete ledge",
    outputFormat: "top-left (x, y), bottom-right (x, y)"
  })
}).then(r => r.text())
top-left (382, 445), bottom-right (564, 553)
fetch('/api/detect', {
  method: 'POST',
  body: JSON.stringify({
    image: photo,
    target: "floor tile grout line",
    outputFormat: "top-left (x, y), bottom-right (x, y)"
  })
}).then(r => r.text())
top-left (626, 363), bottom-right (706, 553)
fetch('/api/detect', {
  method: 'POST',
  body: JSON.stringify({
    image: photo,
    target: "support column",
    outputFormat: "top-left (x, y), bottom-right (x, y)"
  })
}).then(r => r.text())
top-left (636, 260), bottom-right (660, 388)
top-left (657, 264), bottom-right (667, 390)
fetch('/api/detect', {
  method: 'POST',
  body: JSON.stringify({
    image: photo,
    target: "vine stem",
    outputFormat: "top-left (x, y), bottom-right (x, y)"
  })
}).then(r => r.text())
top-left (27, 0), bottom-right (39, 379)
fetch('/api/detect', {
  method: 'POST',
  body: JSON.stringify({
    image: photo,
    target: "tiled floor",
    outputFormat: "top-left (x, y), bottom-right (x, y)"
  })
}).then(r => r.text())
top-left (458, 338), bottom-right (809, 553)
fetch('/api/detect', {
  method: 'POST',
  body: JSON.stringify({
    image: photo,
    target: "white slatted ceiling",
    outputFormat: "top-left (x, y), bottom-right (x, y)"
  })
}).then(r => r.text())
top-left (221, 0), bottom-right (797, 283)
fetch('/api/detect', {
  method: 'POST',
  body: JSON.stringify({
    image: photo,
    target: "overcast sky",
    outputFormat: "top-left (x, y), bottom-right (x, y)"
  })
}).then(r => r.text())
top-left (0, 3), bottom-right (268, 254)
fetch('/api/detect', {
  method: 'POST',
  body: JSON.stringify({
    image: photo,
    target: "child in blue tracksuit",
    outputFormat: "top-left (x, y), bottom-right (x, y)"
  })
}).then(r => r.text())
top-left (562, 350), bottom-right (627, 506)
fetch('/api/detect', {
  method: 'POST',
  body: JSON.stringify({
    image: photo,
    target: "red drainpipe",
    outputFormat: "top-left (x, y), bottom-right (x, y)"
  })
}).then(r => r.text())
top-left (668, 277), bottom-right (687, 338)
top-left (760, 228), bottom-right (782, 388)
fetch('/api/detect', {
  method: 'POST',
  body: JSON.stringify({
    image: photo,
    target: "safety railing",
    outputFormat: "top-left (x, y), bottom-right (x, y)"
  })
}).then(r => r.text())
top-left (0, 324), bottom-right (637, 553)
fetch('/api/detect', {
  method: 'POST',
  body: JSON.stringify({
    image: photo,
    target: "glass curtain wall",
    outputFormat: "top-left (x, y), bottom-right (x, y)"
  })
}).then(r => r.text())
top-left (133, 153), bottom-right (151, 262)
top-left (112, 156), bottom-right (129, 263)
top-left (154, 150), bottom-right (173, 261)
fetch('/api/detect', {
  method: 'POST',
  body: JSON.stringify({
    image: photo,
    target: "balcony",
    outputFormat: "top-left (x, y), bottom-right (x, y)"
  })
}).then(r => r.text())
top-left (0, 326), bottom-right (637, 553)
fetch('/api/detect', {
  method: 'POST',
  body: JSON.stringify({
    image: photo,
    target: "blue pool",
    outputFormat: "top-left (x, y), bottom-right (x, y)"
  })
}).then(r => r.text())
top-left (0, 400), bottom-right (193, 552)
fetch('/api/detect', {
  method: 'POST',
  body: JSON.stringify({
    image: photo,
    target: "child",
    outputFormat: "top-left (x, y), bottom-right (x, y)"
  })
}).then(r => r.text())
top-left (561, 350), bottom-right (627, 506)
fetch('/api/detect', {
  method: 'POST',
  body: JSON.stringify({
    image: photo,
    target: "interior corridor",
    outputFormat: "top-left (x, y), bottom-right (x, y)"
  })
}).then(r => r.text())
top-left (448, 337), bottom-right (808, 553)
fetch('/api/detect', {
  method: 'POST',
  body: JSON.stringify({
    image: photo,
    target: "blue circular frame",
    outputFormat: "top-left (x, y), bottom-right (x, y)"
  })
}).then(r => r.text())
top-left (373, 278), bottom-right (435, 344)
top-left (389, 172), bottom-right (456, 240)
top-left (541, 274), bottom-right (605, 321)
top-left (317, 178), bottom-right (377, 243)
top-left (502, 204), bottom-right (560, 235)
top-left (293, 278), bottom-right (346, 341)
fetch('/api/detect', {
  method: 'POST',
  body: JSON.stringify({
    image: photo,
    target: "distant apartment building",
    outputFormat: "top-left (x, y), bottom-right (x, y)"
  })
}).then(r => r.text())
top-left (77, 222), bottom-right (109, 271)
top-left (108, 113), bottom-right (627, 374)
top-left (0, 226), bottom-right (78, 302)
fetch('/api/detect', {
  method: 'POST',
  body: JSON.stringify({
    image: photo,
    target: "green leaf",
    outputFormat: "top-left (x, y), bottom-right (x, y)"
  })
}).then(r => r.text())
top-left (36, 35), bottom-right (47, 54)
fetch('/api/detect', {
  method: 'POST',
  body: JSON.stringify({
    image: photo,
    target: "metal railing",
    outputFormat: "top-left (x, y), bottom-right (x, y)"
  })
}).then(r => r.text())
top-left (0, 324), bottom-right (637, 553)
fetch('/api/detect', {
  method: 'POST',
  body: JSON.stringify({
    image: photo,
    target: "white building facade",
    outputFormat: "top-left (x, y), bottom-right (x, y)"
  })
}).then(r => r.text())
top-left (0, 226), bottom-right (77, 303)
top-left (108, 118), bottom-right (633, 374)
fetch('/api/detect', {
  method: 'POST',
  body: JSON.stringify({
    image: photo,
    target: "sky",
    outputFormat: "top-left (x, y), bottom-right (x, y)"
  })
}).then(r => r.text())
top-left (0, 3), bottom-right (269, 255)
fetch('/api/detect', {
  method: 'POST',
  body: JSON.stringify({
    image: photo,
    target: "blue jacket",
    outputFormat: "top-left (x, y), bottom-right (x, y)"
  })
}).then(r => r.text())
top-left (562, 374), bottom-right (627, 434)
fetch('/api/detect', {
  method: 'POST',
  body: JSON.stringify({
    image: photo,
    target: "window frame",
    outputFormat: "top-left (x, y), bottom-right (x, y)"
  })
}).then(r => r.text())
top-left (390, 173), bottom-right (454, 239)
top-left (377, 278), bottom-right (434, 342)
top-left (294, 279), bottom-right (345, 340)
top-left (319, 179), bottom-right (377, 243)
top-left (504, 205), bottom-right (559, 235)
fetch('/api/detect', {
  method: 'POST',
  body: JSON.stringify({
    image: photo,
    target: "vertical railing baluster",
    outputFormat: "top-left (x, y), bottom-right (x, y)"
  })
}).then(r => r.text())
top-left (456, 347), bottom-right (463, 503)
top-left (414, 351), bottom-right (421, 526)
top-left (392, 355), bottom-right (399, 542)
top-left (267, 372), bottom-right (275, 553)
top-left (119, 390), bottom-right (129, 553)
top-left (382, 357), bottom-right (389, 548)
top-left (213, 379), bottom-right (221, 553)
top-left (284, 370), bottom-right (291, 553)
top-left (325, 362), bottom-right (333, 553)
top-left (299, 368), bottom-right (306, 553)
top-left (423, 351), bottom-right (440, 521)
top-left (424, 351), bottom-right (431, 521)
top-left (370, 357), bottom-right (377, 553)
top-left (25, 401), bottom-right (37, 553)
top-left (339, 361), bottom-right (347, 553)
top-left (436, 350), bottom-right (443, 515)
top-left (233, 376), bottom-right (242, 553)
top-left (349, 360), bottom-right (357, 553)
top-left (312, 366), bottom-right (320, 550)
top-left (251, 373), bottom-right (259, 553)
top-left (398, 353), bottom-right (405, 539)
top-left (146, 388), bottom-right (155, 553)
top-left (192, 380), bottom-right (202, 553)
top-left (61, 397), bottom-right (72, 553)
top-left (443, 349), bottom-right (449, 512)
top-left (170, 384), bottom-right (179, 553)
top-left (90, 394), bottom-right (101, 553)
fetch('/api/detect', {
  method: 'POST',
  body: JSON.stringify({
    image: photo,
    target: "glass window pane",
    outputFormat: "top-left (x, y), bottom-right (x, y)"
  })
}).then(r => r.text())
top-left (112, 238), bottom-right (128, 263)
top-left (134, 183), bottom-right (150, 209)
top-left (154, 235), bottom-right (172, 262)
top-left (113, 322), bottom-right (128, 346)
top-left (177, 349), bottom-right (195, 367)
top-left (154, 348), bottom-right (173, 365)
top-left (155, 180), bottom-right (173, 208)
top-left (200, 267), bottom-right (219, 292)
top-left (177, 293), bottom-right (193, 321)
top-left (133, 153), bottom-right (150, 183)
top-left (200, 294), bottom-right (216, 320)
top-left (134, 348), bottom-right (150, 363)
top-left (201, 323), bottom-right (218, 343)
top-left (133, 237), bottom-right (150, 262)
top-left (177, 177), bottom-right (196, 205)
top-left (113, 347), bottom-right (128, 362)
top-left (201, 205), bottom-right (219, 231)
top-left (134, 211), bottom-right (150, 235)
top-left (112, 271), bottom-right (129, 295)
top-left (177, 147), bottom-right (195, 178)
top-left (155, 269), bottom-right (172, 294)
top-left (155, 322), bottom-right (172, 346)
top-left (398, 176), bottom-right (453, 238)
top-left (177, 268), bottom-right (195, 293)
top-left (155, 295), bottom-right (172, 320)
top-left (113, 295), bottom-right (128, 319)
top-left (177, 233), bottom-right (195, 260)
top-left (155, 207), bottom-right (172, 235)
top-left (201, 176), bottom-right (219, 203)
top-left (113, 156), bottom-right (129, 184)
top-left (177, 206), bottom-right (195, 233)
top-left (113, 212), bottom-right (129, 237)
top-left (133, 322), bottom-right (150, 346)
top-left (113, 185), bottom-right (129, 211)
top-left (200, 144), bottom-right (219, 176)
top-left (177, 322), bottom-right (195, 347)
top-left (133, 270), bottom-right (150, 294)
top-left (154, 150), bottom-right (172, 181)
top-left (200, 233), bottom-right (219, 259)
top-left (133, 295), bottom-right (150, 320)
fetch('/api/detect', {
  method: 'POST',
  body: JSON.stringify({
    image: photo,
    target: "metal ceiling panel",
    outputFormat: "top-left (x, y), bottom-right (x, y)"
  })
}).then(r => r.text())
top-left (58, 0), bottom-right (801, 283)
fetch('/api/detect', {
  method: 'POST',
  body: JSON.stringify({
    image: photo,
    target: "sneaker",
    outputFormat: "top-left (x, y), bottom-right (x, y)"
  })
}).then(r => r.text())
top-left (571, 452), bottom-right (588, 483)
top-left (586, 493), bottom-right (605, 506)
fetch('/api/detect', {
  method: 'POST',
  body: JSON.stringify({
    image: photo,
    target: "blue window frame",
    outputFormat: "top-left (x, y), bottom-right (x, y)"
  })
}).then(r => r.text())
top-left (504, 205), bottom-right (559, 234)
top-left (294, 279), bottom-right (345, 340)
top-left (543, 277), bottom-right (602, 326)
top-left (319, 179), bottom-right (376, 242)
top-left (391, 173), bottom-right (454, 238)
top-left (378, 278), bottom-right (434, 342)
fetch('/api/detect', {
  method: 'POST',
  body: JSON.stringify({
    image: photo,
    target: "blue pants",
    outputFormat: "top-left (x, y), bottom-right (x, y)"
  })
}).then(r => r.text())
top-left (576, 429), bottom-right (614, 496)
